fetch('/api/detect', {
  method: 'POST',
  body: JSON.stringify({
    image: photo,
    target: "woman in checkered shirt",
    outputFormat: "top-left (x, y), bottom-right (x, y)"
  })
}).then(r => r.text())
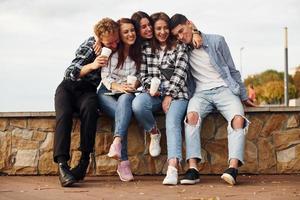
top-left (132, 12), bottom-right (189, 185)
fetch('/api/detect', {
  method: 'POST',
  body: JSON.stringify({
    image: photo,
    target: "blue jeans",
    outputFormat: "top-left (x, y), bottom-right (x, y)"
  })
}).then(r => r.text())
top-left (132, 93), bottom-right (162, 132)
top-left (97, 86), bottom-right (135, 161)
top-left (185, 86), bottom-right (249, 165)
top-left (132, 93), bottom-right (188, 161)
top-left (165, 99), bottom-right (188, 161)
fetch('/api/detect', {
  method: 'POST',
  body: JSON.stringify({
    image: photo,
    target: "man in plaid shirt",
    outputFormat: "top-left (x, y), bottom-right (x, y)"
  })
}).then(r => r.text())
top-left (53, 18), bottom-right (119, 187)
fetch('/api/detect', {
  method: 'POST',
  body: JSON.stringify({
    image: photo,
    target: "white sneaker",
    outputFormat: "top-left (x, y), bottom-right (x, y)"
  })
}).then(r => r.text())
top-left (163, 166), bottom-right (178, 185)
top-left (149, 130), bottom-right (161, 157)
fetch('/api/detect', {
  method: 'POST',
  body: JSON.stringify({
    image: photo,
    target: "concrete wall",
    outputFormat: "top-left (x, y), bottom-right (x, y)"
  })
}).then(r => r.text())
top-left (0, 107), bottom-right (299, 175)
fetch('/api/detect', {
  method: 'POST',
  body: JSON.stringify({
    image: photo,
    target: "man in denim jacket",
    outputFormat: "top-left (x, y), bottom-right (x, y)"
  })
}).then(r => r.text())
top-left (170, 14), bottom-right (255, 185)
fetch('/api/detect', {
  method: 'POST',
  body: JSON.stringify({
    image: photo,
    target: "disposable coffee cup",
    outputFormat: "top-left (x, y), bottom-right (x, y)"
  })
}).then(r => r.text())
top-left (100, 47), bottom-right (112, 57)
top-left (127, 75), bottom-right (137, 85)
top-left (150, 77), bottom-right (161, 95)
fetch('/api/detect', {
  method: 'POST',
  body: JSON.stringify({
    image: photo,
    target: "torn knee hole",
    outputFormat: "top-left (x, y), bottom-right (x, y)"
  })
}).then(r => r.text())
top-left (231, 115), bottom-right (246, 129)
top-left (187, 112), bottom-right (199, 125)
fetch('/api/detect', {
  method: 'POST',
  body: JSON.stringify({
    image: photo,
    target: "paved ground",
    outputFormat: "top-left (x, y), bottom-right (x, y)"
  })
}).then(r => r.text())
top-left (0, 175), bottom-right (300, 200)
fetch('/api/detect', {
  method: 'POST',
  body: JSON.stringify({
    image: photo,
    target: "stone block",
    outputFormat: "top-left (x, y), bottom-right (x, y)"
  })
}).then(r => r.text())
top-left (0, 133), bottom-right (12, 170)
top-left (13, 150), bottom-right (38, 174)
top-left (260, 114), bottom-right (288, 137)
top-left (276, 144), bottom-right (300, 173)
top-left (32, 131), bottom-right (47, 142)
top-left (286, 115), bottom-right (300, 128)
top-left (239, 140), bottom-right (258, 173)
top-left (38, 151), bottom-right (58, 175)
top-left (273, 129), bottom-right (300, 151)
top-left (257, 138), bottom-right (276, 173)
top-left (10, 119), bottom-right (27, 129)
top-left (14, 149), bottom-right (38, 167)
top-left (0, 119), bottom-right (9, 131)
top-left (12, 135), bottom-right (39, 150)
top-left (198, 148), bottom-right (211, 174)
top-left (215, 122), bottom-right (227, 140)
top-left (131, 154), bottom-right (167, 175)
top-left (127, 124), bottom-right (145, 156)
top-left (201, 115), bottom-right (216, 140)
top-left (28, 118), bottom-right (56, 131)
top-left (94, 132), bottom-right (113, 155)
top-left (40, 132), bottom-right (54, 152)
top-left (247, 117), bottom-right (263, 141)
top-left (205, 139), bottom-right (228, 173)
top-left (12, 128), bottom-right (33, 140)
top-left (95, 155), bottom-right (118, 175)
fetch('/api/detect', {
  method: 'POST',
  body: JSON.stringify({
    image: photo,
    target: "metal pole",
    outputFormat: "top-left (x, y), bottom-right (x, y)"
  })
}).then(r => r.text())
top-left (284, 27), bottom-right (289, 106)
top-left (240, 47), bottom-right (244, 79)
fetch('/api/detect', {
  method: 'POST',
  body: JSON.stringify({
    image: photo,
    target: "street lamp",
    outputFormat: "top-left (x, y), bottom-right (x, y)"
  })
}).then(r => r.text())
top-left (284, 27), bottom-right (289, 106)
top-left (239, 47), bottom-right (244, 79)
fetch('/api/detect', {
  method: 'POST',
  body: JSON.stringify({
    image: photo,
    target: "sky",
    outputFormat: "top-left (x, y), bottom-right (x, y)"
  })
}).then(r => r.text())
top-left (0, 0), bottom-right (299, 112)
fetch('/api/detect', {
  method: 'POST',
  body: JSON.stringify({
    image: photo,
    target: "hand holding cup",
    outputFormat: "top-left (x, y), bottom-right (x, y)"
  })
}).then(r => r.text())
top-left (100, 47), bottom-right (112, 58)
top-left (149, 77), bottom-right (161, 96)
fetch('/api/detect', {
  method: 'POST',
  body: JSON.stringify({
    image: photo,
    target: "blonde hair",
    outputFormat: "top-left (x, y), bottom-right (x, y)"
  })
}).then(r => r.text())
top-left (94, 18), bottom-right (119, 39)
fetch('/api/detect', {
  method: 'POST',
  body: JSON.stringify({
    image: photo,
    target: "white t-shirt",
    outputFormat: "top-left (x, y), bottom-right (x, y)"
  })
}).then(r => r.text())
top-left (189, 47), bottom-right (226, 92)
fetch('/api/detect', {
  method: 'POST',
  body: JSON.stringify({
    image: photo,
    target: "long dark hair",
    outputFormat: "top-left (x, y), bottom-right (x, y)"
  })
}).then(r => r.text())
top-left (116, 18), bottom-right (141, 69)
top-left (150, 12), bottom-right (175, 53)
top-left (131, 11), bottom-right (152, 40)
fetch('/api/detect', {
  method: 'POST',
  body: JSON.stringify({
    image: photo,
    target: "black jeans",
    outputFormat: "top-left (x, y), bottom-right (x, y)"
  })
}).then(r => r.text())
top-left (53, 79), bottom-right (99, 163)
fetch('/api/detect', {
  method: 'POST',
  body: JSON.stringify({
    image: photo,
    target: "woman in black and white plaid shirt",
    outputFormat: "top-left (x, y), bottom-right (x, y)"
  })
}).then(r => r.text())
top-left (132, 12), bottom-right (189, 185)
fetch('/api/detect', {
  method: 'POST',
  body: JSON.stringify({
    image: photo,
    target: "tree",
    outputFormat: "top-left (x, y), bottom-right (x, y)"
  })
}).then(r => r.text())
top-left (244, 69), bottom-right (297, 105)
top-left (293, 70), bottom-right (300, 97)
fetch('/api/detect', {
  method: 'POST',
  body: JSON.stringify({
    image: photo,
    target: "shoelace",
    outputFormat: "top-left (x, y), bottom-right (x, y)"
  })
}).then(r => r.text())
top-left (152, 134), bottom-right (160, 142)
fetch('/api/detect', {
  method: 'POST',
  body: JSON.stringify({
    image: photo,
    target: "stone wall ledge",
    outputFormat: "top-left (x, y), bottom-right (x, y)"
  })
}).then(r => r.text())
top-left (0, 106), bottom-right (299, 118)
top-left (0, 106), bottom-right (300, 175)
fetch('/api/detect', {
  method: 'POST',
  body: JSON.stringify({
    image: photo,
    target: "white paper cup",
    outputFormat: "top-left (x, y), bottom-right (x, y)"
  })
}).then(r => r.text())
top-left (150, 77), bottom-right (161, 95)
top-left (127, 75), bottom-right (137, 85)
top-left (100, 47), bottom-right (112, 57)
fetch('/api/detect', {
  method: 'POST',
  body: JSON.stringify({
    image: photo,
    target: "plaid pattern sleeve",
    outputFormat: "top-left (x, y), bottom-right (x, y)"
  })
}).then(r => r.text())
top-left (64, 37), bottom-right (100, 86)
top-left (140, 49), bottom-right (152, 89)
top-left (165, 44), bottom-right (189, 99)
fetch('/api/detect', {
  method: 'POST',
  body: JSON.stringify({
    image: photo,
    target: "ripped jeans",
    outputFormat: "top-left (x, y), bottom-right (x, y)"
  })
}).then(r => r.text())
top-left (185, 86), bottom-right (249, 165)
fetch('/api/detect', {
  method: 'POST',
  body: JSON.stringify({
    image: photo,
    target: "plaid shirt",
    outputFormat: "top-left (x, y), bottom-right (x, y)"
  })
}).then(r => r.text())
top-left (140, 43), bottom-right (189, 100)
top-left (64, 37), bottom-right (100, 87)
top-left (101, 52), bottom-right (138, 90)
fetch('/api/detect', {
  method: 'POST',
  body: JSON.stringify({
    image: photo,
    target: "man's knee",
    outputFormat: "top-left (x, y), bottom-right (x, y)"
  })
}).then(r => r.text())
top-left (231, 115), bottom-right (245, 129)
top-left (186, 112), bottom-right (199, 125)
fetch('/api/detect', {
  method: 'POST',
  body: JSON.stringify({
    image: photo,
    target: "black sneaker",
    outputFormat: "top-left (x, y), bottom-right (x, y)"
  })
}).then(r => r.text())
top-left (221, 167), bottom-right (238, 185)
top-left (180, 168), bottom-right (200, 185)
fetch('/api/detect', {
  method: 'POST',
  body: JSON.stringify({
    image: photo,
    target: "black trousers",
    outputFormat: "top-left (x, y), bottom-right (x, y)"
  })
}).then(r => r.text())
top-left (53, 79), bottom-right (99, 163)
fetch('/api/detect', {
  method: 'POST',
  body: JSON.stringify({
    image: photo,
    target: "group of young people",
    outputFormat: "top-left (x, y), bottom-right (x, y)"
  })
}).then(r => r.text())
top-left (53, 11), bottom-right (255, 187)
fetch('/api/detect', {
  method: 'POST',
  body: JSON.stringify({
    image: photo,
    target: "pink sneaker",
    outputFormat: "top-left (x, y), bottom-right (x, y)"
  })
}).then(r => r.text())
top-left (117, 160), bottom-right (134, 182)
top-left (107, 142), bottom-right (121, 160)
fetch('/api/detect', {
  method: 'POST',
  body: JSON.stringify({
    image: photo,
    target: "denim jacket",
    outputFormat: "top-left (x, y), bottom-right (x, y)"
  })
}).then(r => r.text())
top-left (188, 33), bottom-right (248, 101)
